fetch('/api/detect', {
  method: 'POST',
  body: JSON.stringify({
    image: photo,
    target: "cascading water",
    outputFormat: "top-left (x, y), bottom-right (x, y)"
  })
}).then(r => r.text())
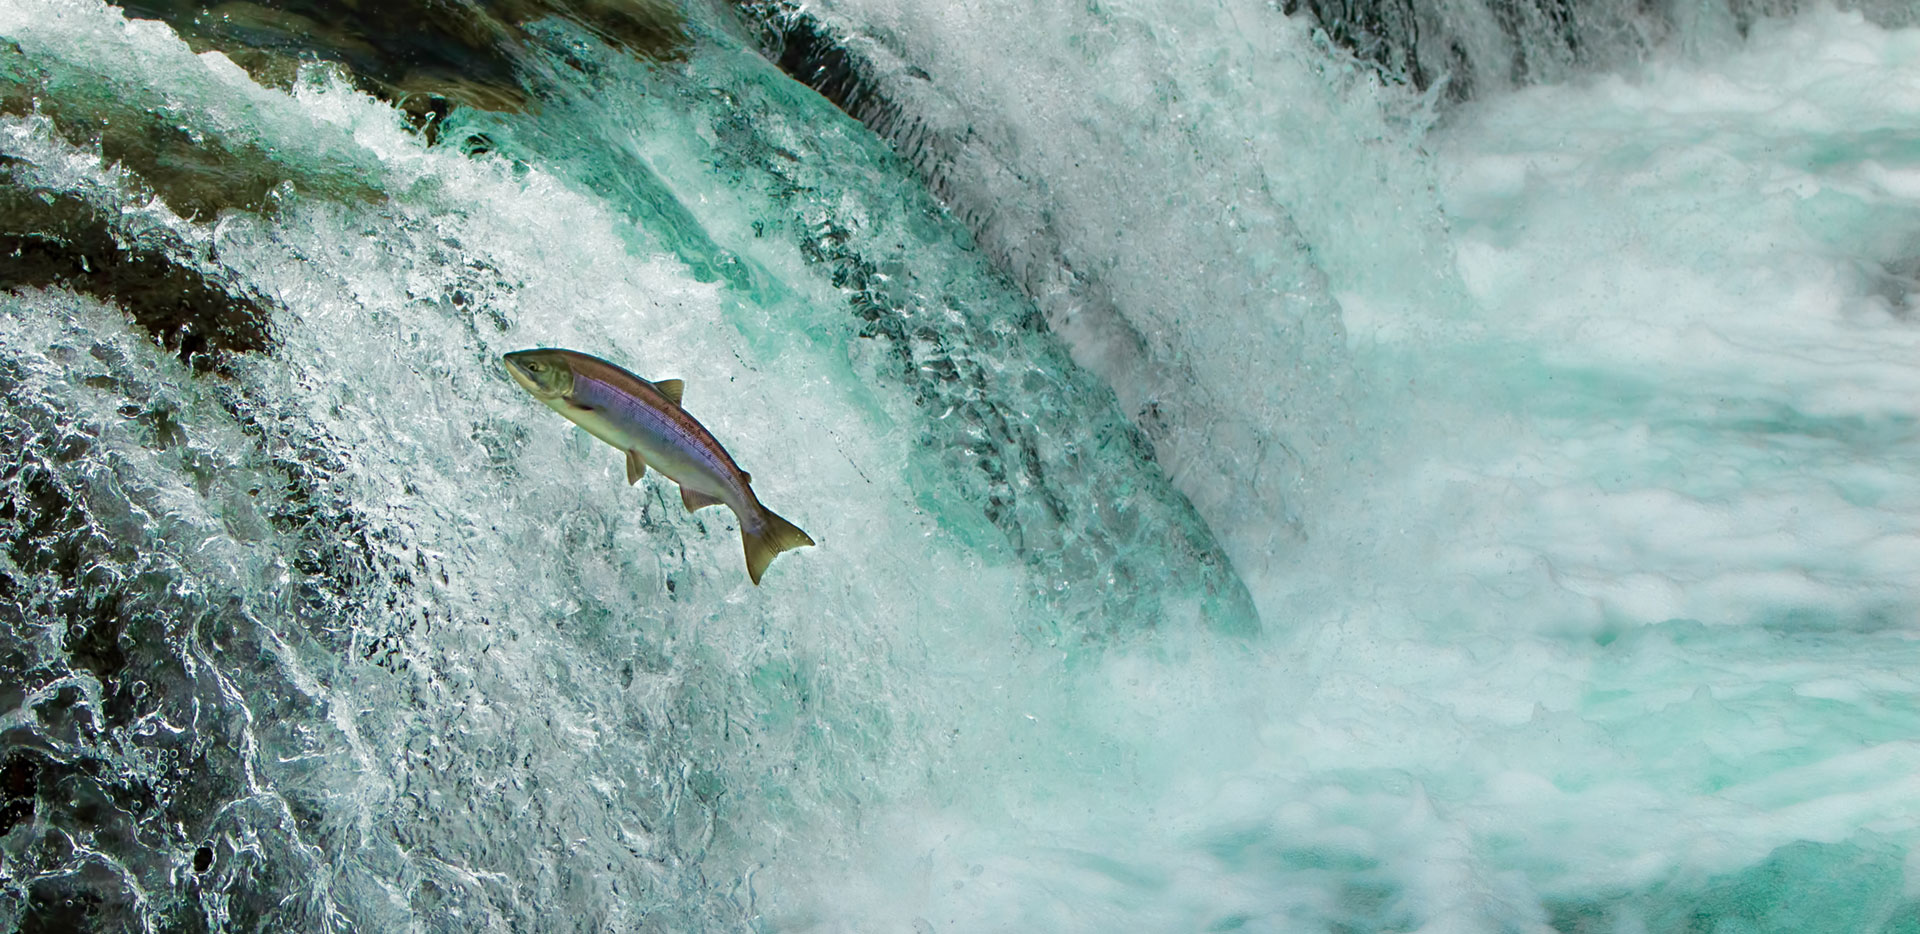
top-left (4, 0), bottom-right (1920, 932)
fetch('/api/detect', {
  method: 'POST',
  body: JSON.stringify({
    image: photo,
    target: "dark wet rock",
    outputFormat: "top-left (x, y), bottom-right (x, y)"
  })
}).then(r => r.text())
top-left (0, 0), bottom-right (690, 370)
top-left (0, 31), bottom-right (352, 367)
top-left (1279, 0), bottom-right (1917, 100)
top-left (0, 180), bottom-right (278, 368)
top-left (0, 0), bottom-right (689, 369)
top-left (737, 0), bottom-right (1920, 129)
top-left (117, 0), bottom-right (690, 118)
top-left (0, 752), bottom-right (38, 838)
top-left (760, 6), bottom-right (880, 128)
top-left (0, 39), bottom-right (384, 222)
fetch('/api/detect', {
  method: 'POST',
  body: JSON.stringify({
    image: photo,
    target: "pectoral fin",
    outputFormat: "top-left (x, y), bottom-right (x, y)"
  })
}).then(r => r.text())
top-left (680, 486), bottom-right (725, 513)
top-left (653, 379), bottom-right (684, 405)
top-left (625, 449), bottom-right (647, 485)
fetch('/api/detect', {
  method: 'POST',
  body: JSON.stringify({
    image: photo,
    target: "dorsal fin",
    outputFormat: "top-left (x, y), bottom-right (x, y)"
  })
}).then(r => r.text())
top-left (653, 379), bottom-right (684, 404)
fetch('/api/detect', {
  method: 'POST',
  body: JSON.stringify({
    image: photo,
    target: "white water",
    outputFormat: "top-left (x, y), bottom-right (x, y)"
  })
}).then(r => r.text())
top-left (3, 1), bottom-right (1920, 932)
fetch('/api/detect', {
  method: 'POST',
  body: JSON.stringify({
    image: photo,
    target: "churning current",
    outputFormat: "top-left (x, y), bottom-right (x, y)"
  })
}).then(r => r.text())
top-left (3, 0), bottom-right (1920, 932)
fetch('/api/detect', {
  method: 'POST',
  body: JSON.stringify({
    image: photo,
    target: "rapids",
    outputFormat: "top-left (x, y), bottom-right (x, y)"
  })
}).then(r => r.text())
top-left (3, 1), bottom-right (1920, 932)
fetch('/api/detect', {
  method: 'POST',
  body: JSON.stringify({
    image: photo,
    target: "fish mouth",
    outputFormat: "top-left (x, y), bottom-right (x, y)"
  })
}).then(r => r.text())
top-left (502, 355), bottom-right (554, 397)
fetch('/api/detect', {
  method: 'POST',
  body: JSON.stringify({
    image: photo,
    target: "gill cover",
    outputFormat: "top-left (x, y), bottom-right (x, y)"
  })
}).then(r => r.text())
top-left (503, 349), bottom-right (576, 398)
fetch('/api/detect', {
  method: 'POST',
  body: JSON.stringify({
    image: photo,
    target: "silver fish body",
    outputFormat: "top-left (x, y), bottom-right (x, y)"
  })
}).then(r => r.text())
top-left (503, 347), bottom-right (813, 584)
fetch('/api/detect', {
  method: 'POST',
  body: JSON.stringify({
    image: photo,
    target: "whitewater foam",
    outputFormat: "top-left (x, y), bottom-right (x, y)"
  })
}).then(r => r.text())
top-left (8, 1), bottom-right (1920, 932)
top-left (755, 5), bottom-right (1920, 932)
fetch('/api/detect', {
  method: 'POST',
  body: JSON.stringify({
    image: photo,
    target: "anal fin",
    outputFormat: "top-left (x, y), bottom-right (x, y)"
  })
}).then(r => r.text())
top-left (625, 449), bottom-right (647, 485)
top-left (680, 486), bottom-right (724, 513)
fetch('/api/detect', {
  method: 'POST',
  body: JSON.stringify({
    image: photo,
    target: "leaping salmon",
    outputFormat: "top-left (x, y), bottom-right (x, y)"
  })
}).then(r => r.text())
top-left (503, 347), bottom-right (814, 585)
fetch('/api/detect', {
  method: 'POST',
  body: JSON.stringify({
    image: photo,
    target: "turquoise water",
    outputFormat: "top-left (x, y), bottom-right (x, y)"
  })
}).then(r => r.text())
top-left (4, 1), bottom-right (1920, 931)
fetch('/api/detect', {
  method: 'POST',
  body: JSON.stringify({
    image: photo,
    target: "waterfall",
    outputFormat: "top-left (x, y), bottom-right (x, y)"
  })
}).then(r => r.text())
top-left (5, 1), bottom-right (1920, 931)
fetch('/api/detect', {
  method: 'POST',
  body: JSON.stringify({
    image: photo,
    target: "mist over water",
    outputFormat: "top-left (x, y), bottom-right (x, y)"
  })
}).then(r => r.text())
top-left (4, 0), bottom-right (1920, 932)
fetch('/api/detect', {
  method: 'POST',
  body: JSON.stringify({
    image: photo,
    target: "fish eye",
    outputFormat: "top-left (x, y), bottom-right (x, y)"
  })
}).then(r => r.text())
top-left (526, 362), bottom-right (544, 372)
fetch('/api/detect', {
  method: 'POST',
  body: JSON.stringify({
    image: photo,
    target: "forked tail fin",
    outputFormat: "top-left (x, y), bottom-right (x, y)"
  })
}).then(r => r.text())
top-left (741, 504), bottom-right (814, 585)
